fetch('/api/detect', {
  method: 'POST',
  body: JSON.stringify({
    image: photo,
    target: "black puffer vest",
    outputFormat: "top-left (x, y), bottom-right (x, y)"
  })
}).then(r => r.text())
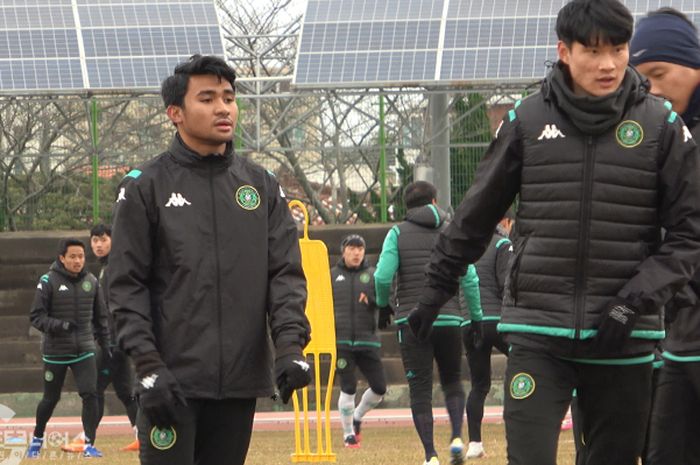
top-left (395, 205), bottom-right (461, 320)
top-left (500, 69), bottom-right (671, 343)
top-left (331, 258), bottom-right (379, 348)
top-left (41, 262), bottom-right (100, 356)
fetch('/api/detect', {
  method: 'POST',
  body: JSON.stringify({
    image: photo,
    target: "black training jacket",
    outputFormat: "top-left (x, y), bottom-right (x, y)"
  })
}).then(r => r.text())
top-left (664, 118), bottom-right (700, 357)
top-left (331, 258), bottom-right (380, 348)
top-left (30, 261), bottom-right (110, 356)
top-left (109, 134), bottom-right (310, 399)
top-left (421, 67), bottom-right (700, 358)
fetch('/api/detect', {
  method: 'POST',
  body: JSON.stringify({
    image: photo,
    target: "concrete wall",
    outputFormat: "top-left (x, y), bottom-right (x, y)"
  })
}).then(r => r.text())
top-left (0, 226), bottom-right (505, 414)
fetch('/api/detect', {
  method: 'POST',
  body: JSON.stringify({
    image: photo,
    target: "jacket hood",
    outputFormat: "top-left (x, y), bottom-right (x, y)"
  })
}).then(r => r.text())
top-left (405, 204), bottom-right (447, 229)
top-left (542, 62), bottom-right (648, 135)
top-left (169, 133), bottom-right (234, 169)
top-left (50, 260), bottom-right (86, 280)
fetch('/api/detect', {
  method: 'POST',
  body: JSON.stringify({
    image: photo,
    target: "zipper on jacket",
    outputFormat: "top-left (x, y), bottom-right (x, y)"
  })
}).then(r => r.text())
top-left (350, 269), bottom-right (356, 345)
top-left (209, 164), bottom-right (224, 398)
top-left (73, 280), bottom-right (79, 352)
top-left (574, 137), bottom-right (596, 339)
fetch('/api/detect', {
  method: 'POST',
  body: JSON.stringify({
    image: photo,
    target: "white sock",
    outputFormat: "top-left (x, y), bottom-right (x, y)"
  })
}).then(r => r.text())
top-left (353, 388), bottom-right (383, 422)
top-left (133, 425), bottom-right (138, 440)
top-left (338, 391), bottom-right (356, 437)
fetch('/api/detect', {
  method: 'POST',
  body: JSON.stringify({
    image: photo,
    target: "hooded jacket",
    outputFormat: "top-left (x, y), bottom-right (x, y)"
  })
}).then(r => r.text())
top-left (331, 258), bottom-right (379, 348)
top-left (375, 204), bottom-right (482, 327)
top-left (108, 135), bottom-right (310, 399)
top-left (30, 260), bottom-right (110, 357)
top-left (421, 64), bottom-right (700, 359)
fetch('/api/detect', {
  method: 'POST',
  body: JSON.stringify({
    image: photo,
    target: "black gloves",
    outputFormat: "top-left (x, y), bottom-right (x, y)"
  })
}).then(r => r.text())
top-left (275, 349), bottom-right (311, 404)
top-left (133, 352), bottom-right (187, 428)
top-left (407, 303), bottom-right (440, 341)
top-left (463, 320), bottom-right (483, 353)
top-left (377, 305), bottom-right (394, 330)
top-left (593, 299), bottom-right (639, 353)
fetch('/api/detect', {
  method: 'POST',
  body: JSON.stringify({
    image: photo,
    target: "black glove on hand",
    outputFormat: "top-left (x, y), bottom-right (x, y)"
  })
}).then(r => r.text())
top-left (593, 299), bottom-right (639, 353)
top-left (407, 303), bottom-right (440, 342)
top-left (463, 320), bottom-right (483, 353)
top-left (134, 352), bottom-right (187, 428)
top-left (275, 350), bottom-right (311, 404)
top-left (377, 305), bottom-right (394, 330)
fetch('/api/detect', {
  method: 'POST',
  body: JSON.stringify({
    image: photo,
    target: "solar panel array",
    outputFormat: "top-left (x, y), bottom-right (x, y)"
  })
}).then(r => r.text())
top-left (0, 0), bottom-right (224, 93)
top-left (295, 0), bottom-right (700, 88)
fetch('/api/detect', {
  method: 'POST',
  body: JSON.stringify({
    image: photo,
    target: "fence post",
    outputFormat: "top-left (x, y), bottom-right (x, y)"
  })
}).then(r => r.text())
top-left (90, 97), bottom-right (100, 223)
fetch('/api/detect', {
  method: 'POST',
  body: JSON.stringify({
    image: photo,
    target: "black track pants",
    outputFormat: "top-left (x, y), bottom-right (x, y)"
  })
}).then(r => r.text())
top-left (464, 321), bottom-right (508, 442)
top-left (646, 360), bottom-right (700, 465)
top-left (96, 347), bottom-right (138, 426)
top-left (336, 346), bottom-right (387, 395)
top-left (35, 356), bottom-right (98, 443)
top-left (137, 398), bottom-right (257, 465)
top-left (504, 344), bottom-right (652, 465)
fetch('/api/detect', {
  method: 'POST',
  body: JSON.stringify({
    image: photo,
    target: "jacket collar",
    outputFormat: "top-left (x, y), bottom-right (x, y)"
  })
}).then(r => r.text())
top-left (50, 260), bottom-right (86, 281)
top-left (168, 133), bottom-right (234, 170)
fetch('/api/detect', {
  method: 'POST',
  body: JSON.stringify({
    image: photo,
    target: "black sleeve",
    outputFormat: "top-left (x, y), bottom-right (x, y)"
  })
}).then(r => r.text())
top-left (420, 115), bottom-right (523, 309)
top-left (619, 116), bottom-right (700, 313)
top-left (29, 277), bottom-right (64, 334)
top-left (108, 177), bottom-right (159, 356)
top-left (92, 281), bottom-right (111, 347)
top-left (265, 174), bottom-right (311, 355)
top-left (495, 239), bottom-right (514, 300)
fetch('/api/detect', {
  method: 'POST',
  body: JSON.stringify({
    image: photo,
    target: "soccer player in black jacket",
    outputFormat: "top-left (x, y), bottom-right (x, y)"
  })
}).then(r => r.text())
top-left (108, 55), bottom-right (311, 465)
top-left (408, 1), bottom-right (700, 464)
top-left (630, 8), bottom-right (700, 465)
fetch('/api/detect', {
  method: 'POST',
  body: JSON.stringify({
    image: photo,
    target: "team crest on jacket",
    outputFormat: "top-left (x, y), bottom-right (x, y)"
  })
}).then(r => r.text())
top-left (510, 372), bottom-right (535, 399)
top-left (81, 281), bottom-right (92, 292)
top-left (359, 272), bottom-right (370, 284)
top-left (235, 185), bottom-right (261, 210)
top-left (337, 358), bottom-right (347, 369)
top-left (150, 426), bottom-right (177, 450)
top-left (616, 120), bottom-right (644, 148)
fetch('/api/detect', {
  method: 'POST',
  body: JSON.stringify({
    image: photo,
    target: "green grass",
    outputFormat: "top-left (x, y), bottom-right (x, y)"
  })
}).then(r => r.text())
top-left (18, 424), bottom-right (577, 464)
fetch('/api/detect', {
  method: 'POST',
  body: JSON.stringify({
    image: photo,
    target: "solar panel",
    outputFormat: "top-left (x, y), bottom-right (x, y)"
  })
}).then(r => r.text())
top-left (294, 0), bottom-right (700, 88)
top-left (0, 0), bottom-right (224, 93)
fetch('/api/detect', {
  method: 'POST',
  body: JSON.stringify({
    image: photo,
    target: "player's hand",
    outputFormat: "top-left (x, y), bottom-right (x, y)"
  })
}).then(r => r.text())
top-left (358, 292), bottom-right (369, 305)
top-left (275, 351), bottom-right (311, 404)
top-left (133, 352), bottom-right (187, 428)
top-left (593, 299), bottom-right (639, 353)
top-left (61, 320), bottom-right (75, 332)
top-left (463, 320), bottom-right (483, 353)
top-left (377, 305), bottom-right (394, 330)
top-left (407, 303), bottom-right (440, 341)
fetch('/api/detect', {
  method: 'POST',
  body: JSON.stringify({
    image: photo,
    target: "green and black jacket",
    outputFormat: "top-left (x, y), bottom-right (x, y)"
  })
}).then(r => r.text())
top-left (375, 204), bottom-right (483, 328)
top-left (30, 260), bottom-right (110, 360)
top-left (420, 65), bottom-right (700, 359)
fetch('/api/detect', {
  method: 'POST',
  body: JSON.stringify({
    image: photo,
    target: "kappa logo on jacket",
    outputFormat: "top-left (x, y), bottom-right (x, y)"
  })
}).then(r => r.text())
top-left (58, 284), bottom-right (69, 292)
top-left (335, 275), bottom-right (346, 282)
top-left (165, 193), bottom-right (191, 207)
top-left (683, 125), bottom-right (693, 143)
top-left (116, 187), bottom-right (126, 203)
top-left (537, 124), bottom-right (566, 140)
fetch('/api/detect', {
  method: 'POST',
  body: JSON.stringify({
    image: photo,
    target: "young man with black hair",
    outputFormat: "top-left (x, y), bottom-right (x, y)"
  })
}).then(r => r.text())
top-left (408, 1), bottom-right (700, 464)
top-left (27, 238), bottom-right (110, 458)
top-left (462, 210), bottom-right (513, 459)
top-left (62, 224), bottom-right (140, 453)
top-left (331, 234), bottom-right (386, 448)
top-left (108, 55), bottom-right (311, 465)
top-left (630, 9), bottom-right (700, 465)
top-left (375, 181), bottom-right (483, 465)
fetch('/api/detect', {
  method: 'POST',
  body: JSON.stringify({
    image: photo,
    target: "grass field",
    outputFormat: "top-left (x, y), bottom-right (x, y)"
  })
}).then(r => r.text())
top-left (18, 423), bottom-right (577, 464)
